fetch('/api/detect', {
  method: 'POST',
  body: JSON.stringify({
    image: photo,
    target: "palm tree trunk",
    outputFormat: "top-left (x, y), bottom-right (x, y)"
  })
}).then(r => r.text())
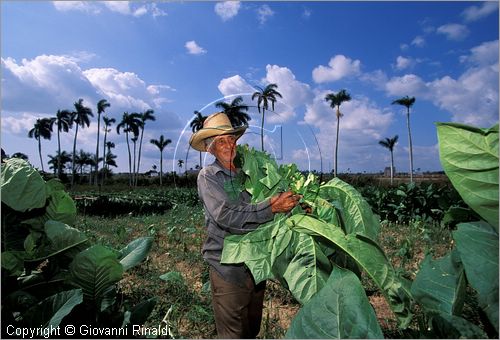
top-left (102, 128), bottom-right (108, 185)
top-left (136, 129), bottom-right (144, 187)
top-left (71, 125), bottom-right (79, 187)
top-left (160, 151), bottom-right (163, 186)
top-left (57, 129), bottom-right (62, 178)
top-left (95, 113), bottom-right (101, 186)
top-left (334, 108), bottom-right (340, 177)
top-left (406, 109), bottom-right (414, 183)
top-left (125, 131), bottom-right (132, 186)
top-left (390, 150), bottom-right (394, 185)
top-left (199, 151), bottom-right (202, 169)
top-left (260, 109), bottom-right (265, 151)
top-left (132, 141), bottom-right (137, 186)
top-left (38, 137), bottom-right (44, 172)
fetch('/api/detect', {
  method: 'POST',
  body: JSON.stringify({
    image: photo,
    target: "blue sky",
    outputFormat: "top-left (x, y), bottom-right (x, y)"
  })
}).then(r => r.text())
top-left (1, 1), bottom-right (498, 175)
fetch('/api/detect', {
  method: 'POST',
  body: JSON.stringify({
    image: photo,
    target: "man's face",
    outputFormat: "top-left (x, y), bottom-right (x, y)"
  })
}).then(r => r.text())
top-left (208, 134), bottom-right (237, 165)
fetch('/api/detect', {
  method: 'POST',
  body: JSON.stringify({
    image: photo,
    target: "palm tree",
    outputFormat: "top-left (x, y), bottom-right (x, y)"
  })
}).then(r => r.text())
top-left (104, 141), bottom-right (115, 171)
top-left (116, 112), bottom-right (141, 186)
top-left (379, 135), bottom-right (399, 185)
top-left (190, 111), bottom-right (207, 169)
top-left (28, 117), bottom-right (55, 172)
top-left (325, 89), bottom-right (352, 177)
top-left (215, 96), bottom-right (251, 127)
top-left (95, 99), bottom-right (110, 185)
top-left (104, 151), bottom-right (118, 170)
top-left (136, 109), bottom-right (156, 186)
top-left (251, 83), bottom-right (282, 151)
top-left (48, 151), bottom-right (71, 176)
top-left (54, 109), bottom-right (73, 178)
top-left (70, 99), bottom-right (94, 186)
top-left (101, 116), bottom-right (116, 184)
top-left (150, 135), bottom-right (172, 186)
top-left (392, 96), bottom-right (416, 183)
top-left (74, 149), bottom-right (93, 181)
top-left (131, 133), bottom-right (139, 185)
top-left (177, 159), bottom-right (184, 174)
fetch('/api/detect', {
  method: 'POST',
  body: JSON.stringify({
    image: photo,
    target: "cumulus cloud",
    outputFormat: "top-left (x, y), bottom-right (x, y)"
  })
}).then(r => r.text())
top-left (395, 56), bottom-right (414, 70)
top-left (215, 1), bottom-right (240, 21)
top-left (411, 36), bottom-right (426, 47)
top-left (262, 65), bottom-right (312, 123)
top-left (1, 54), bottom-right (173, 125)
top-left (257, 5), bottom-right (274, 25)
top-left (1, 55), bottom-right (97, 113)
top-left (53, 1), bottom-right (166, 17)
top-left (385, 40), bottom-right (498, 127)
top-left (218, 75), bottom-right (255, 95)
top-left (52, 1), bottom-right (101, 14)
top-left (185, 40), bottom-right (207, 55)
top-left (303, 91), bottom-right (394, 172)
top-left (385, 74), bottom-right (428, 97)
top-left (462, 1), bottom-right (498, 22)
top-left (437, 23), bottom-right (470, 41)
top-left (312, 55), bottom-right (361, 83)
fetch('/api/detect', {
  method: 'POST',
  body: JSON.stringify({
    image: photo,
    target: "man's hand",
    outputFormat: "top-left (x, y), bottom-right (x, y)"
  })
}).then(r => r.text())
top-left (270, 191), bottom-right (301, 214)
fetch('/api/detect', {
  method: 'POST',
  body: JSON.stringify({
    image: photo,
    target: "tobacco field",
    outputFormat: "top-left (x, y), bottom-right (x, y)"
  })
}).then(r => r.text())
top-left (1, 122), bottom-right (498, 339)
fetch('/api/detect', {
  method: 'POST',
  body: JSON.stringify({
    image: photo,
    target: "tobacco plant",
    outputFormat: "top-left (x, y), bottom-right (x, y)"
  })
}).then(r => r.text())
top-left (221, 145), bottom-right (413, 338)
top-left (1, 158), bottom-right (156, 336)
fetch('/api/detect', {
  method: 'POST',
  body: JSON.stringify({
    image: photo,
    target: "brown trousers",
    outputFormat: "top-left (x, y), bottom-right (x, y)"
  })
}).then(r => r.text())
top-left (209, 267), bottom-right (266, 339)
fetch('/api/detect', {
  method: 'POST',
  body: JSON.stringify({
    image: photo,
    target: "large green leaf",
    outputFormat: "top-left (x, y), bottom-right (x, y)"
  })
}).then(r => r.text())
top-left (1, 158), bottom-right (47, 212)
top-left (287, 214), bottom-right (412, 328)
top-left (29, 220), bottom-right (88, 261)
top-left (453, 221), bottom-right (499, 332)
top-left (23, 189), bottom-right (77, 229)
top-left (436, 123), bottom-right (499, 230)
top-left (69, 245), bottom-right (123, 304)
top-left (221, 217), bottom-right (291, 284)
top-left (118, 236), bottom-right (154, 271)
top-left (319, 178), bottom-right (380, 239)
top-left (24, 289), bottom-right (83, 329)
top-left (429, 313), bottom-right (488, 339)
top-left (280, 232), bottom-right (331, 304)
top-left (411, 249), bottom-right (466, 316)
top-left (286, 267), bottom-right (383, 339)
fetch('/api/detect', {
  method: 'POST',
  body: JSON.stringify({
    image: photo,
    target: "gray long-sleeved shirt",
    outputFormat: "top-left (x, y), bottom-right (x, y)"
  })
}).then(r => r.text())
top-left (197, 160), bottom-right (274, 286)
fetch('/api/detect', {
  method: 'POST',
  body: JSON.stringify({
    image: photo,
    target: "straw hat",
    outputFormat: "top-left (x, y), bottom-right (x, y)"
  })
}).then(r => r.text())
top-left (189, 112), bottom-right (247, 152)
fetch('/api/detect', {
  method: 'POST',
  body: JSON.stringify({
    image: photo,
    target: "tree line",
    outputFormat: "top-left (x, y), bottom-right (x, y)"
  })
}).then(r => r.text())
top-left (13, 83), bottom-right (416, 187)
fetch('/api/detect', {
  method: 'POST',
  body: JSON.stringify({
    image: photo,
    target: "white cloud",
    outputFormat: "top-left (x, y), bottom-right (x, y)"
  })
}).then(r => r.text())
top-left (257, 5), bottom-right (274, 25)
top-left (411, 36), bottom-right (425, 47)
top-left (262, 65), bottom-right (312, 123)
top-left (462, 1), bottom-right (499, 22)
top-left (302, 8), bottom-right (312, 19)
top-left (53, 1), bottom-right (165, 17)
top-left (460, 40), bottom-right (499, 66)
top-left (185, 40), bottom-right (207, 55)
top-left (385, 40), bottom-right (499, 127)
top-left (1, 55), bottom-right (97, 113)
top-left (215, 1), bottom-right (241, 21)
top-left (218, 75), bottom-right (255, 95)
top-left (52, 1), bottom-right (101, 14)
top-left (303, 91), bottom-right (394, 172)
top-left (395, 56), bottom-right (414, 70)
top-left (437, 23), bottom-right (470, 41)
top-left (312, 55), bottom-right (361, 83)
top-left (385, 74), bottom-right (428, 97)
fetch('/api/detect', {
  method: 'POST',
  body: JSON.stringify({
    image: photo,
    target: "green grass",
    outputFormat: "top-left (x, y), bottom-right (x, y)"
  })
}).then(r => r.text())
top-left (74, 191), bottom-right (472, 339)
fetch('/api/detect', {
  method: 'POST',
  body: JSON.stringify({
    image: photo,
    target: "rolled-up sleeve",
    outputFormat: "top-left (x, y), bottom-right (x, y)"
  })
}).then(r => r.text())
top-left (198, 166), bottom-right (273, 235)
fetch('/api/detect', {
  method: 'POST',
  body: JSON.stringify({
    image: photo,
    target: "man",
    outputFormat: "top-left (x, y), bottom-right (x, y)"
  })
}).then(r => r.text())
top-left (189, 112), bottom-right (299, 338)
